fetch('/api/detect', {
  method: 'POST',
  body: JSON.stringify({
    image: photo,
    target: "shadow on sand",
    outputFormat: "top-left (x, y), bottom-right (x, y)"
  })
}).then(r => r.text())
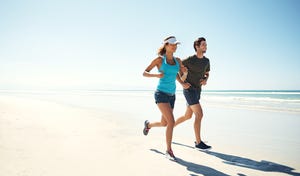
top-left (150, 149), bottom-right (230, 176)
top-left (172, 142), bottom-right (300, 176)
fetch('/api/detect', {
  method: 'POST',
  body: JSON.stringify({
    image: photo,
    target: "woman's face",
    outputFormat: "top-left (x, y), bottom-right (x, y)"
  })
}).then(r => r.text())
top-left (165, 43), bottom-right (178, 53)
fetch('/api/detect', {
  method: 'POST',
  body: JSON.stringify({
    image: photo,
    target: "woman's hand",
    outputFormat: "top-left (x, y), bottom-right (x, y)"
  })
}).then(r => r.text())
top-left (156, 73), bottom-right (164, 78)
top-left (182, 82), bottom-right (191, 89)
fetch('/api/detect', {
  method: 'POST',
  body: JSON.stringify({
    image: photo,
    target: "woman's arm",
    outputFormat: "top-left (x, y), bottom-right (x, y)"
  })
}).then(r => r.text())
top-left (143, 57), bottom-right (163, 78)
top-left (176, 58), bottom-right (190, 89)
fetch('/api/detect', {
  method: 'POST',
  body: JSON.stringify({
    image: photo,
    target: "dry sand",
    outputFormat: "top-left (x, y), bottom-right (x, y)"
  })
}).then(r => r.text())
top-left (0, 94), bottom-right (299, 176)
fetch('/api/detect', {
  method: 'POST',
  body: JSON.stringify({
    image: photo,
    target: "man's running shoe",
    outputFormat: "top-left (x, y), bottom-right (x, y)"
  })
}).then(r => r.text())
top-left (195, 141), bottom-right (212, 151)
top-left (165, 149), bottom-right (177, 161)
top-left (143, 120), bottom-right (150, 136)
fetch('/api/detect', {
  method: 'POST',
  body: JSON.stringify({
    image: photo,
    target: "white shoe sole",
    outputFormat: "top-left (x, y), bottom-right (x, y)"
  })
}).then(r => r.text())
top-left (194, 147), bottom-right (212, 151)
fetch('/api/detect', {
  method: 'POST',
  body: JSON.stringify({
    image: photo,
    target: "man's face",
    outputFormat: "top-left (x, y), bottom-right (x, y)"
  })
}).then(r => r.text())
top-left (198, 41), bottom-right (207, 53)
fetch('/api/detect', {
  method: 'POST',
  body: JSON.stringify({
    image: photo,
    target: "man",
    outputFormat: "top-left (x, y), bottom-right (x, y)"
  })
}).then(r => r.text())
top-left (176, 37), bottom-right (212, 150)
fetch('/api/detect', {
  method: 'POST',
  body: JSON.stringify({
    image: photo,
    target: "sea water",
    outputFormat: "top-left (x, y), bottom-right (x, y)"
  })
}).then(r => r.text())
top-left (201, 90), bottom-right (300, 114)
top-left (1, 89), bottom-right (299, 114)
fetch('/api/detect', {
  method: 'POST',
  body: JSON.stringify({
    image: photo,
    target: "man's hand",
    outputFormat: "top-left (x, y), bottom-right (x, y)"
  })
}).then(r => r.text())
top-left (180, 66), bottom-right (188, 81)
top-left (200, 77), bottom-right (207, 85)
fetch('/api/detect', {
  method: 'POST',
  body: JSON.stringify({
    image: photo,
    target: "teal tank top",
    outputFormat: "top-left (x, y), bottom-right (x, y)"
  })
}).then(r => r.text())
top-left (157, 56), bottom-right (180, 94)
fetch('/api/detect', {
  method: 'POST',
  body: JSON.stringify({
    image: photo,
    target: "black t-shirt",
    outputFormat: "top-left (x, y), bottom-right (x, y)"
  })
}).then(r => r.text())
top-left (182, 55), bottom-right (210, 88)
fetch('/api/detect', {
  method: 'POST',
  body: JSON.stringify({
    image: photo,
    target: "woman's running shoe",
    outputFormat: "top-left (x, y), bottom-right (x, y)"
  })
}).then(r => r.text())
top-left (143, 120), bottom-right (150, 135)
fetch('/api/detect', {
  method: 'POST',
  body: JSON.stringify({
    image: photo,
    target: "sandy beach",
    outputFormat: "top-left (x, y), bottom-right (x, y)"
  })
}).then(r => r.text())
top-left (0, 91), bottom-right (299, 176)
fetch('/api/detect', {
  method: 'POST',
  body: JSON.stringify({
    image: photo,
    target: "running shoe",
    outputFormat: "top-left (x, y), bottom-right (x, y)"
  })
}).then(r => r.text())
top-left (195, 141), bottom-right (212, 151)
top-left (165, 149), bottom-right (177, 161)
top-left (143, 120), bottom-right (150, 136)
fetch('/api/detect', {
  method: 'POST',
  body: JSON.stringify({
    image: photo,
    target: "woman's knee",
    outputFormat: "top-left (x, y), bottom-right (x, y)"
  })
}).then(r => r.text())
top-left (161, 121), bottom-right (168, 127)
top-left (166, 117), bottom-right (175, 127)
top-left (194, 112), bottom-right (203, 120)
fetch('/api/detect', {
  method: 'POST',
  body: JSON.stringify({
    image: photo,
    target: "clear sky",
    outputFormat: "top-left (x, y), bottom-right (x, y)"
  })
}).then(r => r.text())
top-left (1, 0), bottom-right (299, 90)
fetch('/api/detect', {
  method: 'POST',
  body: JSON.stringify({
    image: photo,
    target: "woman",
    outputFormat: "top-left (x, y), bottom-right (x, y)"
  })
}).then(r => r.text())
top-left (142, 36), bottom-right (186, 161)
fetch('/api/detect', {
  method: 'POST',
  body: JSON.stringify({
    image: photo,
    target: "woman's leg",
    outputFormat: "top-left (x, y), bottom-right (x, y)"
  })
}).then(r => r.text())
top-left (148, 115), bottom-right (167, 128)
top-left (156, 103), bottom-right (175, 151)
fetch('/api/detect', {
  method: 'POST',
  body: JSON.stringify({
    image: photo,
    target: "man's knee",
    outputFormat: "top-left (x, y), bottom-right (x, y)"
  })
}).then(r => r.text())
top-left (185, 114), bottom-right (193, 120)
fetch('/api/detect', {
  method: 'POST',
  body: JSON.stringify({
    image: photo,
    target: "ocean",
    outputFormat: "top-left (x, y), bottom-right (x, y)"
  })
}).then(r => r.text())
top-left (1, 90), bottom-right (300, 114)
top-left (200, 90), bottom-right (300, 114)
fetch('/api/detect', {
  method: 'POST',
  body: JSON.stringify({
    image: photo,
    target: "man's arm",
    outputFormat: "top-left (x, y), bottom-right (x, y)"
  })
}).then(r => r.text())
top-left (200, 71), bottom-right (209, 85)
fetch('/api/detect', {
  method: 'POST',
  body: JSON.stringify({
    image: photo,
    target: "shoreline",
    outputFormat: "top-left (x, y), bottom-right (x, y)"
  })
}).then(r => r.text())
top-left (1, 89), bottom-right (299, 114)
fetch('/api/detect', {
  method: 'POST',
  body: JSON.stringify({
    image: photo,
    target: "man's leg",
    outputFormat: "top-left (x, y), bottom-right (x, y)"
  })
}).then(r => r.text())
top-left (174, 106), bottom-right (193, 126)
top-left (189, 103), bottom-right (203, 144)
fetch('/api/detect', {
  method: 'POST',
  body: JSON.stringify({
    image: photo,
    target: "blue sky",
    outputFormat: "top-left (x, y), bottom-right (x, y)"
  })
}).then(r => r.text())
top-left (0, 0), bottom-right (299, 90)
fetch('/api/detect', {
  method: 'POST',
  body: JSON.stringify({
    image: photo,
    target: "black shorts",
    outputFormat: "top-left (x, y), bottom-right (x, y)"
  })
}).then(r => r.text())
top-left (183, 87), bottom-right (201, 106)
top-left (154, 90), bottom-right (176, 109)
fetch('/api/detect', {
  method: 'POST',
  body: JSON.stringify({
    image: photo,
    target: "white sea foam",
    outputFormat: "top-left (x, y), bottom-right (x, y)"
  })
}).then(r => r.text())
top-left (1, 89), bottom-right (299, 114)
